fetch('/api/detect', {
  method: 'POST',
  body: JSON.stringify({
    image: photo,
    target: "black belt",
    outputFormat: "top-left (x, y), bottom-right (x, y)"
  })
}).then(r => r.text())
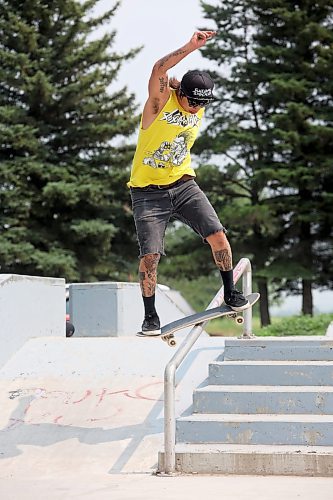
top-left (133, 175), bottom-right (194, 191)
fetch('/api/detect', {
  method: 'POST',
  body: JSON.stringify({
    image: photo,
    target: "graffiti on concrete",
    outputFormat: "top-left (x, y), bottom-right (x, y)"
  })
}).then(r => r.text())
top-left (3, 381), bottom-right (164, 431)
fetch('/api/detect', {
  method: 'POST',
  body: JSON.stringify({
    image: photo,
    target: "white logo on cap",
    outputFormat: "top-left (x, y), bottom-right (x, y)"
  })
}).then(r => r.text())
top-left (193, 88), bottom-right (212, 97)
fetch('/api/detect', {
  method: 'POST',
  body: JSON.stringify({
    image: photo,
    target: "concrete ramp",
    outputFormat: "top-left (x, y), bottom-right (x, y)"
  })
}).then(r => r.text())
top-left (0, 335), bottom-right (225, 476)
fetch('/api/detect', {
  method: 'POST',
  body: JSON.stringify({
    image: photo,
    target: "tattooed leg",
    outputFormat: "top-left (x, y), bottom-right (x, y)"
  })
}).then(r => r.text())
top-left (213, 248), bottom-right (233, 271)
top-left (139, 253), bottom-right (161, 297)
top-left (206, 231), bottom-right (235, 294)
top-left (206, 231), bottom-right (233, 271)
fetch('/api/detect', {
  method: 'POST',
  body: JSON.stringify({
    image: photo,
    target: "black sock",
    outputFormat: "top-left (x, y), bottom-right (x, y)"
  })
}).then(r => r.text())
top-left (143, 294), bottom-right (156, 316)
top-left (220, 270), bottom-right (234, 296)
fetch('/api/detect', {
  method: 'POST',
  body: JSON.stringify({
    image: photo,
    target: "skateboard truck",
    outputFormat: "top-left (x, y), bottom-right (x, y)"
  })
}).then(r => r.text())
top-left (161, 333), bottom-right (177, 347)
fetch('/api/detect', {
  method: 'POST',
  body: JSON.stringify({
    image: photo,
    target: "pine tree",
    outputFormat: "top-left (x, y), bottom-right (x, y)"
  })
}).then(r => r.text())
top-left (0, 0), bottom-right (140, 281)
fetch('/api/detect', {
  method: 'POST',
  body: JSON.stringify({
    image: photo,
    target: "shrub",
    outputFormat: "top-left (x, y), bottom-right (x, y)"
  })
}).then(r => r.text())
top-left (258, 314), bottom-right (333, 337)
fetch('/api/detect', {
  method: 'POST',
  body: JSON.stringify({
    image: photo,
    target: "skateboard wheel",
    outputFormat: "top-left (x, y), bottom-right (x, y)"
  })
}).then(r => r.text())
top-left (168, 339), bottom-right (177, 347)
top-left (236, 316), bottom-right (244, 325)
top-left (66, 321), bottom-right (75, 337)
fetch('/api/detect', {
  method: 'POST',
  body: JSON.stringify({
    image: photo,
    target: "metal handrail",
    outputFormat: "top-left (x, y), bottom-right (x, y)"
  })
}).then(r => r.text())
top-left (162, 257), bottom-right (253, 474)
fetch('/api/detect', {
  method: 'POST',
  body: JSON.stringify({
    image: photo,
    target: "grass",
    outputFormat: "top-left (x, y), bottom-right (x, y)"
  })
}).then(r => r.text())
top-left (206, 312), bottom-right (333, 337)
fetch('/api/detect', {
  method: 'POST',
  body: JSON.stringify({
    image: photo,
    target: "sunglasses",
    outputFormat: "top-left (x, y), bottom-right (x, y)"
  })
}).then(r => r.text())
top-left (179, 89), bottom-right (213, 108)
top-left (186, 96), bottom-right (213, 108)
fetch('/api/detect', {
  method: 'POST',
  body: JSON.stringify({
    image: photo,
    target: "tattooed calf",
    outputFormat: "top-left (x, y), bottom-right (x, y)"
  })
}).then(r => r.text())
top-left (214, 249), bottom-right (232, 271)
top-left (139, 254), bottom-right (160, 296)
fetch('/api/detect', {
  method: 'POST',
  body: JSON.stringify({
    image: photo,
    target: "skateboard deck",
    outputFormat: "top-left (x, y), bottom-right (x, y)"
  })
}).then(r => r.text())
top-left (137, 292), bottom-right (260, 347)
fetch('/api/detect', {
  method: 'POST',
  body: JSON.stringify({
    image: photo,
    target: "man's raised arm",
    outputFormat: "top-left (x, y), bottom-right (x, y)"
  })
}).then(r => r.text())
top-left (142, 30), bottom-right (216, 128)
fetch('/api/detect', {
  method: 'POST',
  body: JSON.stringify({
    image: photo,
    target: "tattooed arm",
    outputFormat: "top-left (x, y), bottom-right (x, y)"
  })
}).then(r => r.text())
top-left (141, 30), bottom-right (216, 129)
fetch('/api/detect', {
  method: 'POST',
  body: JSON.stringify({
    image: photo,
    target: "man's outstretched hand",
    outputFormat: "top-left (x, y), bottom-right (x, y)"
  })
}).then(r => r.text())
top-left (190, 30), bottom-right (217, 49)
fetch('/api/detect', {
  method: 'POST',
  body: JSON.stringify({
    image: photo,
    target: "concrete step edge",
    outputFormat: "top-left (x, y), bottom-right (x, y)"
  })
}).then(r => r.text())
top-left (212, 361), bottom-right (333, 366)
top-left (177, 413), bottom-right (333, 423)
top-left (172, 443), bottom-right (333, 454)
top-left (224, 337), bottom-right (332, 345)
top-left (194, 385), bottom-right (333, 393)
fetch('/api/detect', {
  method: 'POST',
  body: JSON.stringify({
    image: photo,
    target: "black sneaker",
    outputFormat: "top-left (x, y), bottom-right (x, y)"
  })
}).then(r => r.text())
top-left (141, 313), bottom-right (161, 336)
top-left (224, 289), bottom-right (249, 312)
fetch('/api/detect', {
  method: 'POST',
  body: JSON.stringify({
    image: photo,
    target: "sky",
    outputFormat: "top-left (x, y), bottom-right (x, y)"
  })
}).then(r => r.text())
top-left (93, 0), bottom-right (217, 108)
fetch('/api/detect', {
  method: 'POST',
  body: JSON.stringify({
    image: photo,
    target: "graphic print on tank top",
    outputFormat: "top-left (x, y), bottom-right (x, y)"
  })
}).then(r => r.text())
top-left (143, 129), bottom-right (196, 169)
top-left (143, 100), bottom-right (199, 172)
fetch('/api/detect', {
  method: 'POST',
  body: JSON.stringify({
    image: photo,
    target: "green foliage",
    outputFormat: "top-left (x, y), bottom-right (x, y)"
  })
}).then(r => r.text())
top-left (258, 314), bottom-right (333, 337)
top-left (0, 0), bottom-right (140, 280)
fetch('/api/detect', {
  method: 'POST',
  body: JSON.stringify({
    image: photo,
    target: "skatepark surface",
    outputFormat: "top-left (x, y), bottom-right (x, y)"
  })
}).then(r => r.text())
top-left (1, 335), bottom-right (333, 500)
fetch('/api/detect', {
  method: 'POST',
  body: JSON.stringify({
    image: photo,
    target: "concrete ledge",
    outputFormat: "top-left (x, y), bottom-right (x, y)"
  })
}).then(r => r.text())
top-left (158, 444), bottom-right (333, 476)
top-left (0, 274), bottom-right (65, 368)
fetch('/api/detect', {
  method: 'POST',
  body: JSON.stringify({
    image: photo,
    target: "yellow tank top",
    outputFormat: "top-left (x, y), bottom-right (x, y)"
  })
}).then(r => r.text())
top-left (127, 90), bottom-right (204, 188)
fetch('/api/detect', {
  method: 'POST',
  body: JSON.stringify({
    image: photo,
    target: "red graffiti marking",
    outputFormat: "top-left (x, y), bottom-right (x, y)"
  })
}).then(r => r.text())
top-left (125, 381), bottom-right (163, 401)
top-left (96, 388), bottom-right (107, 406)
top-left (95, 389), bottom-right (129, 406)
top-left (72, 390), bottom-right (92, 404)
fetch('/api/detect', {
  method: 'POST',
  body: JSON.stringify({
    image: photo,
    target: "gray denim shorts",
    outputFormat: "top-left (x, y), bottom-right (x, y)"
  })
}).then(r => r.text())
top-left (130, 179), bottom-right (226, 257)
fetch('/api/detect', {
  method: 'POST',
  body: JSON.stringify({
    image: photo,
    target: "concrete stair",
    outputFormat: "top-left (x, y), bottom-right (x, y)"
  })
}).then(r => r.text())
top-left (176, 413), bottom-right (333, 446)
top-left (159, 337), bottom-right (333, 476)
top-left (209, 361), bottom-right (333, 386)
top-left (223, 337), bottom-right (333, 361)
top-left (193, 385), bottom-right (333, 414)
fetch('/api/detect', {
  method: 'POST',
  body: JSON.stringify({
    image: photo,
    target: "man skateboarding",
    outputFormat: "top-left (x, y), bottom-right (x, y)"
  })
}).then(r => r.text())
top-left (128, 30), bottom-right (249, 336)
top-left (136, 292), bottom-right (259, 346)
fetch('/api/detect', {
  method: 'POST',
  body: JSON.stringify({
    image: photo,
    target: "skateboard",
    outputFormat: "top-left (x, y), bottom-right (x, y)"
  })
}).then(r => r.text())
top-left (136, 292), bottom-right (260, 347)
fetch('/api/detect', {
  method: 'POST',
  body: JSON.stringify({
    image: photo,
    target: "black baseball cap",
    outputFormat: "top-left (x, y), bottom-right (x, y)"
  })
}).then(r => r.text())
top-left (180, 70), bottom-right (215, 101)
